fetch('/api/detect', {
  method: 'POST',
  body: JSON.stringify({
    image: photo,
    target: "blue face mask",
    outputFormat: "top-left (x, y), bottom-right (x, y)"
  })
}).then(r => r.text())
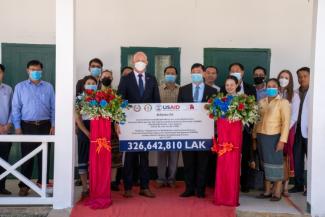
top-left (266, 88), bottom-right (278, 97)
top-left (231, 72), bottom-right (242, 81)
top-left (191, 73), bottom-right (203, 83)
top-left (29, 71), bottom-right (42, 80)
top-left (165, 74), bottom-right (176, 83)
top-left (84, 84), bottom-right (97, 91)
top-left (90, 67), bottom-right (101, 77)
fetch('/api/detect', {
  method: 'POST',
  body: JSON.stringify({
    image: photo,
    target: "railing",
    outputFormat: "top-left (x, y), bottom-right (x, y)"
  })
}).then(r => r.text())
top-left (0, 135), bottom-right (55, 205)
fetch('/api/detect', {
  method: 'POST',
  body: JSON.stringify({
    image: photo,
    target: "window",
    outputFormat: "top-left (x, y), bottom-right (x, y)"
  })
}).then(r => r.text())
top-left (121, 47), bottom-right (181, 84)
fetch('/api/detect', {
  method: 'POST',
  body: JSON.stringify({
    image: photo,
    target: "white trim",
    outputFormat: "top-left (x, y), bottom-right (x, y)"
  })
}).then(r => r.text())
top-left (0, 135), bottom-right (55, 143)
top-left (0, 198), bottom-right (53, 205)
top-left (53, 0), bottom-right (76, 209)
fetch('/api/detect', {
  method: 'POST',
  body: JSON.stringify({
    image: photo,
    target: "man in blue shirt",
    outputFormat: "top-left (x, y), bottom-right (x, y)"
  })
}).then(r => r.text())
top-left (0, 64), bottom-right (13, 195)
top-left (253, 66), bottom-right (268, 101)
top-left (12, 60), bottom-right (55, 196)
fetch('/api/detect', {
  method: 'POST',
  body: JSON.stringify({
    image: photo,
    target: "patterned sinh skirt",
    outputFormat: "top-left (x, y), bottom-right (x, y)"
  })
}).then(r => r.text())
top-left (257, 133), bottom-right (283, 182)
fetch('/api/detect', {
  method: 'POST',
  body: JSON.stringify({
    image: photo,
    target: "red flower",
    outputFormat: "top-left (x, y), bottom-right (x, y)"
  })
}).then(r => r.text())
top-left (221, 97), bottom-right (227, 102)
top-left (237, 103), bottom-right (245, 111)
top-left (208, 98), bottom-right (213, 103)
top-left (85, 96), bottom-right (93, 102)
top-left (209, 114), bottom-right (214, 119)
top-left (85, 89), bottom-right (94, 95)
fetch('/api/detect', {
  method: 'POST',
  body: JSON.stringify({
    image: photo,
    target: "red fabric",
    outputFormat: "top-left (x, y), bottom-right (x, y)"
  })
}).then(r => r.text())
top-left (84, 118), bottom-right (112, 209)
top-left (284, 125), bottom-right (296, 177)
top-left (71, 182), bottom-right (235, 217)
top-left (214, 118), bottom-right (242, 207)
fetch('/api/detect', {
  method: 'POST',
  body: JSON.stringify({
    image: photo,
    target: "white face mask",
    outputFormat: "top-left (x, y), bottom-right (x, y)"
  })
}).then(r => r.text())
top-left (279, 78), bottom-right (289, 87)
top-left (134, 61), bottom-right (147, 72)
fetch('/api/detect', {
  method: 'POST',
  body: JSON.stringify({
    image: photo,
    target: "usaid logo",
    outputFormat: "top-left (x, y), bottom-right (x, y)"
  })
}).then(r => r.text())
top-left (161, 104), bottom-right (180, 110)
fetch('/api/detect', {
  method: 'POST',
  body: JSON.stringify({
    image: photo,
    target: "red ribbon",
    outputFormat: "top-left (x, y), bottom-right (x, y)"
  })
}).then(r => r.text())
top-left (92, 137), bottom-right (111, 154)
top-left (211, 137), bottom-right (238, 157)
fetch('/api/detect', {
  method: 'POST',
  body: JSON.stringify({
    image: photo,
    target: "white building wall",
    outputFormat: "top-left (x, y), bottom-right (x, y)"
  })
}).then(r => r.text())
top-left (0, 0), bottom-right (314, 87)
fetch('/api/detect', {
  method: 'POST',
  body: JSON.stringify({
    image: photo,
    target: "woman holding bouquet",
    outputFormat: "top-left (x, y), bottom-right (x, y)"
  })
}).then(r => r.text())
top-left (214, 75), bottom-right (242, 206)
top-left (254, 78), bottom-right (291, 201)
top-left (75, 75), bottom-right (98, 199)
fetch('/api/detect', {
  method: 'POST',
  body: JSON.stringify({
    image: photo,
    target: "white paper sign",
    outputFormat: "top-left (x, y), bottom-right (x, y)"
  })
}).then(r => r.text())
top-left (119, 103), bottom-right (214, 152)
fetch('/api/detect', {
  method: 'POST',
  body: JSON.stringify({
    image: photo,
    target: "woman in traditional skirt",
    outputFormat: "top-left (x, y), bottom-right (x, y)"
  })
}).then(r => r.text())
top-left (277, 70), bottom-right (300, 196)
top-left (254, 78), bottom-right (291, 201)
top-left (98, 70), bottom-right (123, 190)
top-left (75, 75), bottom-right (98, 199)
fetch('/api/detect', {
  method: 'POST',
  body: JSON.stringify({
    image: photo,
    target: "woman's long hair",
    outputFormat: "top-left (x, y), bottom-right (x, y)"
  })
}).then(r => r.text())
top-left (277, 70), bottom-right (294, 103)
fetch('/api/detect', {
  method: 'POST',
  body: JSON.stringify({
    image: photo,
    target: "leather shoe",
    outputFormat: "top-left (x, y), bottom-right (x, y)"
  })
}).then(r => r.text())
top-left (197, 192), bottom-right (205, 198)
top-left (19, 187), bottom-right (29, 197)
top-left (288, 186), bottom-right (304, 193)
top-left (0, 188), bottom-right (11, 195)
top-left (139, 189), bottom-right (155, 198)
top-left (123, 190), bottom-right (133, 198)
top-left (180, 190), bottom-right (195, 197)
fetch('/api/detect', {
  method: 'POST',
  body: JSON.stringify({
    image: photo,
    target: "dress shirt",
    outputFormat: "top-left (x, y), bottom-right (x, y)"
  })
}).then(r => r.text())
top-left (12, 80), bottom-right (55, 129)
top-left (159, 83), bottom-right (179, 103)
top-left (0, 83), bottom-right (13, 125)
top-left (134, 71), bottom-right (146, 88)
top-left (192, 82), bottom-right (205, 102)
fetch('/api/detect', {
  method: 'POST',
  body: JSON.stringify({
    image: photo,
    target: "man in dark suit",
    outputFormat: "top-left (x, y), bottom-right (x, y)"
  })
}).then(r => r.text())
top-left (118, 52), bottom-right (160, 198)
top-left (220, 62), bottom-right (256, 193)
top-left (178, 63), bottom-right (218, 198)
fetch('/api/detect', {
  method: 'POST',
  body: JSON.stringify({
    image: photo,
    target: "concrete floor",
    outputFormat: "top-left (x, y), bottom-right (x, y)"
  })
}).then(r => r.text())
top-left (0, 180), bottom-right (309, 217)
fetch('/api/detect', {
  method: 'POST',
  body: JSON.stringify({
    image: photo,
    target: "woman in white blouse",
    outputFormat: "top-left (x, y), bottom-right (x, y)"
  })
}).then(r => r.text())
top-left (277, 70), bottom-right (300, 196)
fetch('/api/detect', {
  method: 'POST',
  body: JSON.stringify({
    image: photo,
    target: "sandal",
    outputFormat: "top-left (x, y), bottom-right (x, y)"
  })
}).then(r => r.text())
top-left (256, 193), bottom-right (272, 199)
top-left (81, 190), bottom-right (89, 199)
top-left (270, 195), bottom-right (282, 201)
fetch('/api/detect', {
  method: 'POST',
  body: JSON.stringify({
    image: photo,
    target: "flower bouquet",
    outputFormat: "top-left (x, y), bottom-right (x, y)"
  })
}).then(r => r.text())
top-left (206, 93), bottom-right (258, 207)
top-left (76, 88), bottom-right (129, 209)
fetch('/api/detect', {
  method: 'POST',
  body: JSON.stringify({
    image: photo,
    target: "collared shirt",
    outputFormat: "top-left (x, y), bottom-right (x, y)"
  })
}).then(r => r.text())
top-left (134, 71), bottom-right (146, 88)
top-left (0, 83), bottom-right (13, 125)
top-left (297, 87), bottom-right (309, 125)
top-left (192, 82), bottom-right (205, 102)
top-left (253, 95), bottom-right (291, 143)
top-left (212, 84), bottom-right (221, 92)
top-left (255, 84), bottom-right (268, 101)
top-left (12, 80), bottom-right (55, 129)
top-left (159, 83), bottom-right (179, 103)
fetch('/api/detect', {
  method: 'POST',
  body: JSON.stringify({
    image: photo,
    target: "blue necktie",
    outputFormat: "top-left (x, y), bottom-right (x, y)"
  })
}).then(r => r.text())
top-left (194, 85), bottom-right (200, 102)
top-left (138, 74), bottom-right (144, 97)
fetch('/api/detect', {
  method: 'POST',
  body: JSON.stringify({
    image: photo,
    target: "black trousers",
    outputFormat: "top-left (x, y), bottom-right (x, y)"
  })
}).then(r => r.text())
top-left (293, 125), bottom-right (308, 187)
top-left (240, 127), bottom-right (254, 190)
top-left (0, 142), bottom-right (12, 190)
top-left (123, 152), bottom-right (149, 190)
top-left (19, 121), bottom-right (51, 188)
top-left (182, 151), bottom-right (209, 193)
top-left (206, 152), bottom-right (217, 187)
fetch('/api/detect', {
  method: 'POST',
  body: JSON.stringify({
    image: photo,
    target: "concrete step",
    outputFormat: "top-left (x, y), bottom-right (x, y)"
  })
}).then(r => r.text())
top-left (0, 207), bottom-right (51, 217)
top-left (237, 210), bottom-right (311, 217)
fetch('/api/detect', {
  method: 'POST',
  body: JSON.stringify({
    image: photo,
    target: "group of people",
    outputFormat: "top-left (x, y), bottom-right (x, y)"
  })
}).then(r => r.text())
top-left (0, 51), bottom-right (309, 207)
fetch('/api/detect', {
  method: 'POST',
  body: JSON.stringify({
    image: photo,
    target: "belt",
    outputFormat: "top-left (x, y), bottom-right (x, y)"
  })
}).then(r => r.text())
top-left (22, 120), bottom-right (50, 126)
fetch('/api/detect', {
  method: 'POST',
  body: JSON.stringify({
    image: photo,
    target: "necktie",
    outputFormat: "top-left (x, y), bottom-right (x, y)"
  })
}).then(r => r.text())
top-left (194, 85), bottom-right (200, 102)
top-left (138, 74), bottom-right (144, 97)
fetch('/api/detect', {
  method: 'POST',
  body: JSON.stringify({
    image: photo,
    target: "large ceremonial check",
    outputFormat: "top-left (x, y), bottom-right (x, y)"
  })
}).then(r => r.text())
top-left (119, 103), bottom-right (214, 152)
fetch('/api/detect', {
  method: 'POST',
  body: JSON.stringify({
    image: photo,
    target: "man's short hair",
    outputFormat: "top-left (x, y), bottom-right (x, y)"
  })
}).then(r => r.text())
top-left (121, 66), bottom-right (133, 74)
top-left (228, 62), bottom-right (244, 71)
top-left (253, 66), bottom-right (267, 75)
top-left (27, 60), bottom-right (43, 69)
top-left (89, 58), bottom-right (103, 67)
top-left (297, 67), bottom-right (310, 75)
top-left (0, 64), bottom-right (5, 72)
top-left (164, 66), bottom-right (178, 74)
top-left (191, 63), bottom-right (205, 71)
top-left (205, 66), bottom-right (218, 74)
